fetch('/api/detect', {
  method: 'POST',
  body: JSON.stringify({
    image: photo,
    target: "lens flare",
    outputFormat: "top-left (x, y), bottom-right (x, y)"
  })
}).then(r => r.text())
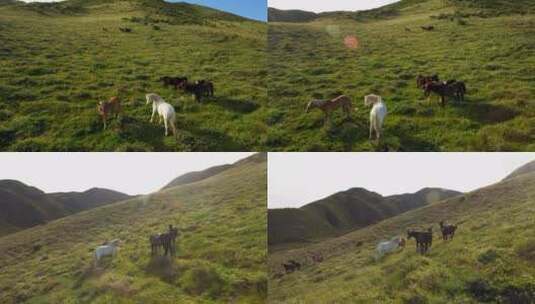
top-left (344, 35), bottom-right (359, 49)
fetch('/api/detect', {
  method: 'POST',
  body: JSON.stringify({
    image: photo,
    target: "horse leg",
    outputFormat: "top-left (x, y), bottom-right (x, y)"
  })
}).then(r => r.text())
top-left (164, 119), bottom-right (169, 136)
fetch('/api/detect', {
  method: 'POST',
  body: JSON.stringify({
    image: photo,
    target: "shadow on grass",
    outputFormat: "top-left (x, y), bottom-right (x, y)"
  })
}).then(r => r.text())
top-left (209, 96), bottom-right (259, 114)
top-left (118, 115), bottom-right (169, 150)
top-left (180, 123), bottom-right (245, 151)
top-left (451, 99), bottom-right (519, 125)
top-left (146, 256), bottom-right (178, 283)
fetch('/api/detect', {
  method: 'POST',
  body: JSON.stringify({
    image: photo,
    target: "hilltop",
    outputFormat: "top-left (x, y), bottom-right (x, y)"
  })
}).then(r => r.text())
top-left (269, 163), bottom-right (535, 303)
top-left (266, 0), bottom-right (535, 151)
top-left (268, 187), bottom-right (460, 249)
top-left (0, 0), bottom-right (267, 151)
top-left (504, 159), bottom-right (535, 181)
top-left (0, 153), bottom-right (267, 303)
top-left (268, 7), bottom-right (318, 23)
top-left (0, 180), bottom-right (131, 236)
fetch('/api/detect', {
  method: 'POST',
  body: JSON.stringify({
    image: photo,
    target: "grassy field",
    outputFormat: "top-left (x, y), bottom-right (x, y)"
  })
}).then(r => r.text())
top-left (0, 0), bottom-right (267, 151)
top-left (0, 154), bottom-right (267, 303)
top-left (266, 0), bottom-right (535, 151)
top-left (268, 171), bottom-right (535, 303)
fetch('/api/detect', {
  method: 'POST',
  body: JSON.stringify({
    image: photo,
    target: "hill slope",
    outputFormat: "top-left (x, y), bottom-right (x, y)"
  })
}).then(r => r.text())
top-left (504, 159), bottom-right (535, 181)
top-left (268, 7), bottom-right (318, 23)
top-left (268, 187), bottom-right (460, 248)
top-left (0, 180), bottom-right (131, 236)
top-left (163, 164), bottom-right (233, 189)
top-left (0, 0), bottom-right (267, 151)
top-left (269, 171), bottom-right (535, 303)
top-left (0, 153), bottom-right (267, 303)
top-left (267, 0), bottom-right (535, 151)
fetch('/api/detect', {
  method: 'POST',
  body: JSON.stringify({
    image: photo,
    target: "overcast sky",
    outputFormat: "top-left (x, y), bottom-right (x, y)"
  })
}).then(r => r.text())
top-left (268, 153), bottom-right (535, 209)
top-left (0, 153), bottom-right (253, 195)
top-left (268, 0), bottom-right (400, 13)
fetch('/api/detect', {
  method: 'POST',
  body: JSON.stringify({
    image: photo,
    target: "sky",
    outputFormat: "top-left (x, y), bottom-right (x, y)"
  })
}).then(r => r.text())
top-left (268, 153), bottom-right (535, 209)
top-left (174, 0), bottom-right (267, 21)
top-left (0, 153), bottom-right (253, 195)
top-left (268, 0), bottom-right (400, 13)
top-left (21, 0), bottom-right (268, 22)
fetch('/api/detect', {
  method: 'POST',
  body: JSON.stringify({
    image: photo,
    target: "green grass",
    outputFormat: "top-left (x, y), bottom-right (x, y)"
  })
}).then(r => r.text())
top-left (268, 172), bottom-right (535, 303)
top-left (0, 155), bottom-right (267, 303)
top-left (266, 0), bottom-right (535, 151)
top-left (0, 0), bottom-right (267, 151)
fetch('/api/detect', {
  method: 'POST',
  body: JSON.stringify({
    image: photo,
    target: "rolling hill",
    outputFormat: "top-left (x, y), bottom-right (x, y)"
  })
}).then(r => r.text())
top-left (266, 0), bottom-right (535, 151)
top-left (0, 153), bottom-right (267, 303)
top-left (268, 187), bottom-right (461, 249)
top-left (0, 180), bottom-right (131, 236)
top-left (0, 0), bottom-right (267, 151)
top-left (268, 7), bottom-right (318, 23)
top-left (504, 159), bottom-right (535, 181)
top-left (268, 162), bottom-right (535, 303)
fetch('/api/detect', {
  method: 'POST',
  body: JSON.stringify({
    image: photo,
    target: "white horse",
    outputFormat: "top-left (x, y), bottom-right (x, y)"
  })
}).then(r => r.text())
top-left (375, 236), bottom-right (404, 260)
top-left (94, 239), bottom-right (120, 262)
top-left (146, 93), bottom-right (177, 137)
top-left (364, 94), bottom-right (387, 141)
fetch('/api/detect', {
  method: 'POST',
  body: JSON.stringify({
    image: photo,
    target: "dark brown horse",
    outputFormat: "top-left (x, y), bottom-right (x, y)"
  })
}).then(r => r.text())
top-left (159, 76), bottom-right (188, 90)
top-left (181, 80), bottom-right (214, 102)
top-left (407, 228), bottom-right (433, 254)
top-left (417, 74), bottom-right (440, 89)
top-left (424, 82), bottom-right (457, 106)
top-left (439, 221), bottom-right (457, 240)
top-left (150, 225), bottom-right (179, 256)
top-left (282, 260), bottom-right (301, 273)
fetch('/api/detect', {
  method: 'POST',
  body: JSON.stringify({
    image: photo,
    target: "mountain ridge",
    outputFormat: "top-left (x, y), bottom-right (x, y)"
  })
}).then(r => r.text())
top-left (0, 180), bottom-right (133, 236)
top-left (268, 187), bottom-right (461, 248)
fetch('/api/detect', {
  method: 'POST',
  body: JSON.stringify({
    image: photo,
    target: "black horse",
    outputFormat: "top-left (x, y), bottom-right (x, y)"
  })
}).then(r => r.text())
top-left (407, 228), bottom-right (433, 254)
top-left (183, 80), bottom-right (214, 103)
top-left (439, 221), bottom-right (458, 240)
top-left (150, 225), bottom-right (179, 256)
top-left (159, 76), bottom-right (188, 90)
top-left (282, 260), bottom-right (301, 273)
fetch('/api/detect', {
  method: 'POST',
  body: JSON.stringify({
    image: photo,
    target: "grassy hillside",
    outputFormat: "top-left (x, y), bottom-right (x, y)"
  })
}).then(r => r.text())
top-left (267, 8), bottom-right (318, 23)
top-left (0, 0), bottom-right (267, 151)
top-left (163, 164), bottom-right (233, 189)
top-left (504, 159), bottom-right (535, 181)
top-left (267, 0), bottom-right (535, 151)
top-left (0, 180), bottom-right (132, 237)
top-left (0, 153), bottom-right (267, 303)
top-left (269, 171), bottom-right (535, 303)
top-left (268, 187), bottom-right (460, 249)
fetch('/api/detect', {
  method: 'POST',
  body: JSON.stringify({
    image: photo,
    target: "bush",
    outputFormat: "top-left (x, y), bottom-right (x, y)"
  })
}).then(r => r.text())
top-left (516, 238), bottom-right (535, 262)
top-left (478, 249), bottom-right (499, 264)
top-left (179, 263), bottom-right (224, 297)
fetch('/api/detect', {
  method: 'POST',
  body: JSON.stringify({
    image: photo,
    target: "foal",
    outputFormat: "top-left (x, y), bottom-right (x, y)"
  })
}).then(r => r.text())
top-left (97, 96), bottom-right (121, 129)
top-left (306, 95), bottom-right (352, 124)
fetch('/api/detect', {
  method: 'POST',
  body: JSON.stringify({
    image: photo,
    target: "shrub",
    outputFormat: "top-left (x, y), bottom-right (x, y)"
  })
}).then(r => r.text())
top-left (179, 263), bottom-right (224, 297)
top-left (515, 238), bottom-right (535, 262)
top-left (478, 249), bottom-right (499, 264)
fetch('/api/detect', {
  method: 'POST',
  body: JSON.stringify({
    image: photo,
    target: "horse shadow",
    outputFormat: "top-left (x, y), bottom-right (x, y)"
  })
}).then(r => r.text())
top-left (208, 96), bottom-right (260, 114)
top-left (179, 123), bottom-right (245, 151)
top-left (146, 256), bottom-right (177, 283)
top-left (449, 99), bottom-right (519, 125)
top-left (117, 115), bottom-right (169, 150)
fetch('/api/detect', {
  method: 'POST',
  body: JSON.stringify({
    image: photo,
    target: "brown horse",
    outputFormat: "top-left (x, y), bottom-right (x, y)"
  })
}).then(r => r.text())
top-left (417, 74), bottom-right (440, 89)
top-left (97, 96), bottom-right (121, 129)
top-left (306, 95), bottom-right (352, 124)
